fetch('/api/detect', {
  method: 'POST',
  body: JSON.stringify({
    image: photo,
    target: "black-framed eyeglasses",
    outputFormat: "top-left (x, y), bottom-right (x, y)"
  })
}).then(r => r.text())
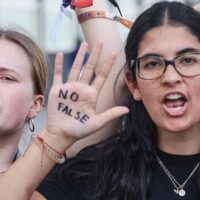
top-left (133, 52), bottom-right (200, 80)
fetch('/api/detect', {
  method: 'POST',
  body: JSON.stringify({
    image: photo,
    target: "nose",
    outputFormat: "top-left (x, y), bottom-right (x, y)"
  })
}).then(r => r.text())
top-left (161, 64), bottom-right (182, 86)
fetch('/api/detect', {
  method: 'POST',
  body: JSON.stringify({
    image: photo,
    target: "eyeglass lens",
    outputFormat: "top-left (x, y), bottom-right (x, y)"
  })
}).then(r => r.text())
top-left (137, 53), bottom-right (200, 79)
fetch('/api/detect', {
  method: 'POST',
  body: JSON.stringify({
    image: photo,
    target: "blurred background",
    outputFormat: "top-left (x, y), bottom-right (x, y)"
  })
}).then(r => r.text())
top-left (0, 0), bottom-right (198, 152)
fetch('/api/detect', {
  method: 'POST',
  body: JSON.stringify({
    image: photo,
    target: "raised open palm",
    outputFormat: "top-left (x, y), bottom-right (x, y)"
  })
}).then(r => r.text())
top-left (45, 43), bottom-right (129, 145)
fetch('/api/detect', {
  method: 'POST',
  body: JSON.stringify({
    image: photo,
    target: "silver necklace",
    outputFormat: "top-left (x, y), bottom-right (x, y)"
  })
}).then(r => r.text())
top-left (155, 153), bottom-right (200, 197)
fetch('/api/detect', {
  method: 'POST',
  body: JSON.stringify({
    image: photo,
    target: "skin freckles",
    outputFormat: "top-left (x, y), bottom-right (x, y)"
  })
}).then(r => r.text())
top-left (127, 25), bottom-right (200, 154)
top-left (0, 39), bottom-right (38, 135)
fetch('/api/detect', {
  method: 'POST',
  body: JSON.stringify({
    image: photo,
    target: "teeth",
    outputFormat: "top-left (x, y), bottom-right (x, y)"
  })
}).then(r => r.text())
top-left (166, 93), bottom-right (183, 100)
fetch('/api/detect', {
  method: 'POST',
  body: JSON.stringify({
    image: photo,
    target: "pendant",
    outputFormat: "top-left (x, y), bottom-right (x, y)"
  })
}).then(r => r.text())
top-left (174, 188), bottom-right (186, 197)
top-left (178, 189), bottom-right (186, 197)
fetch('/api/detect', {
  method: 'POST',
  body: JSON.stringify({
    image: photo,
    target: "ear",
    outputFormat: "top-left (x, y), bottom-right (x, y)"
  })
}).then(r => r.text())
top-left (125, 71), bottom-right (142, 101)
top-left (28, 95), bottom-right (44, 119)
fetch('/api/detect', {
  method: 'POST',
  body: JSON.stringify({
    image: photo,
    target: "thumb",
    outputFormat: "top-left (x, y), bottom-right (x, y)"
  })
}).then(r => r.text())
top-left (96, 106), bottom-right (129, 128)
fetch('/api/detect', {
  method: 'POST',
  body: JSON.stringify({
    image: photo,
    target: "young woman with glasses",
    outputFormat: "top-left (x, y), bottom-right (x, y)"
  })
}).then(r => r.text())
top-left (1, 1), bottom-right (200, 200)
top-left (32, 1), bottom-right (200, 200)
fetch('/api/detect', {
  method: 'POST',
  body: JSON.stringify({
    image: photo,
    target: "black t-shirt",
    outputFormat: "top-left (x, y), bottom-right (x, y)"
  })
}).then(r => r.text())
top-left (37, 150), bottom-right (200, 200)
top-left (37, 174), bottom-right (88, 200)
top-left (37, 165), bottom-right (91, 200)
top-left (148, 150), bottom-right (199, 200)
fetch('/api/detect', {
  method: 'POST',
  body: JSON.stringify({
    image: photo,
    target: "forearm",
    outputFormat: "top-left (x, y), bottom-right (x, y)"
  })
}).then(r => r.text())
top-left (75, 0), bottom-right (124, 73)
top-left (66, 2), bottom-right (129, 157)
top-left (0, 131), bottom-right (71, 200)
top-left (75, 0), bottom-right (128, 109)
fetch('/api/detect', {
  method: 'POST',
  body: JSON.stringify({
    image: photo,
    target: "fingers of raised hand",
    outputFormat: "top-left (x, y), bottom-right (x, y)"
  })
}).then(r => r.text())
top-left (92, 52), bottom-right (116, 91)
top-left (67, 42), bottom-right (103, 84)
top-left (53, 52), bottom-right (64, 85)
top-left (67, 42), bottom-right (88, 82)
top-left (80, 42), bottom-right (103, 84)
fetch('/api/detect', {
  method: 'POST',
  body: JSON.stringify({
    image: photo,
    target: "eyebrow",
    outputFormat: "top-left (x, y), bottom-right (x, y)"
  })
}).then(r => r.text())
top-left (140, 48), bottom-right (200, 58)
top-left (176, 48), bottom-right (200, 55)
top-left (0, 66), bottom-right (19, 75)
top-left (139, 53), bottom-right (161, 58)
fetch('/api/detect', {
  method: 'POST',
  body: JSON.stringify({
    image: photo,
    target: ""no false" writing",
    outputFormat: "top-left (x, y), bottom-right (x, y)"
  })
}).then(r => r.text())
top-left (57, 89), bottom-right (90, 124)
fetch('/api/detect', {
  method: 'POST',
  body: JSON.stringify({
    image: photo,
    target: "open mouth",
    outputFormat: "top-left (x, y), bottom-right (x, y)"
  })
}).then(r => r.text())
top-left (163, 93), bottom-right (188, 116)
top-left (164, 93), bottom-right (187, 108)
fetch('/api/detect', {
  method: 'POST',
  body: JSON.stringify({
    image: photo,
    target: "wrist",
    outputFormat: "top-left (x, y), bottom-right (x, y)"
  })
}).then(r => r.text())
top-left (77, 10), bottom-right (133, 29)
top-left (39, 128), bottom-right (74, 154)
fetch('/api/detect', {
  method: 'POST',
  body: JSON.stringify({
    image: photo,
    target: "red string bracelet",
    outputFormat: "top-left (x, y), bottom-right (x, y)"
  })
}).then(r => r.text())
top-left (32, 135), bottom-right (66, 166)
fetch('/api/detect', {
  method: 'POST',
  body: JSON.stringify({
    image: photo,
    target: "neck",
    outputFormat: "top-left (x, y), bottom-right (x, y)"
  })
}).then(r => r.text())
top-left (158, 128), bottom-right (200, 155)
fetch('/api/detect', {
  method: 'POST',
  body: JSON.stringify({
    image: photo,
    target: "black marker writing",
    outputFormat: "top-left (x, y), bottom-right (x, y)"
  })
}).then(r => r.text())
top-left (80, 114), bottom-right (90, 124)
top-left (58, 89), bottom-right (79, 102)
top-left (58, 102), bottom-right (90, 124)
top-left (74, 112), bottom-right (81, 120)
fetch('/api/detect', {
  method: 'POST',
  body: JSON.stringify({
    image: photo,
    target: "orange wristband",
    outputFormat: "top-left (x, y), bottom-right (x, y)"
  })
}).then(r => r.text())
top-left (77, 11), bottom-right (133, 29)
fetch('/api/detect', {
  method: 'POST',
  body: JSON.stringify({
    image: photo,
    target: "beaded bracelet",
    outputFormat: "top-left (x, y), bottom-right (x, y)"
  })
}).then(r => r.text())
top-left (77, 11), bottom-right (133, 29)
top-left (32, 135), bottom-right (66, 166)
